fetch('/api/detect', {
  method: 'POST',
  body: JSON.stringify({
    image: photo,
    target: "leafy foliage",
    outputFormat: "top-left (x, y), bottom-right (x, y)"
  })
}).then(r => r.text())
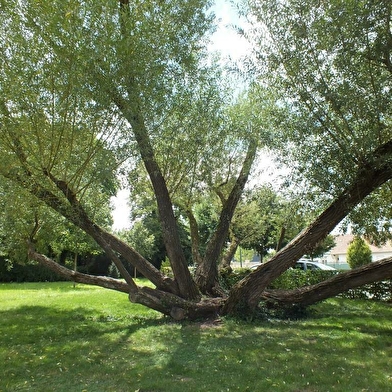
top-left (220, 268), bottom-right (337, 292)
top-left (1, 0), bottom-right (392, 319)
top-left (247, 0), bottom-right (392, 236)
top-left (306, 235), bottom-right (336, 260)
top-left (0, 257), bottom-right (64, 283)
top-left (341, 280), bottom-right (392, 301)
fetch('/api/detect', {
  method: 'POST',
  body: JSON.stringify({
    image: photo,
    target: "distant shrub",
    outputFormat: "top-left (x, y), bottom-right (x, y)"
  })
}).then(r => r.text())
top-left (160, 259), bottom-right (173, 278)
top-left (0, 258), bottom-right (65, 283)
top-left (219, 267), bottom-right (336, 292)
top-left (347, 237), bottom-right (372, 269)
top-left (268, 269), bottom-right (337, 289)
top-left (108, 262), bottom-right (120, 278)
top-left (219, 268), bottom-right (250, 291)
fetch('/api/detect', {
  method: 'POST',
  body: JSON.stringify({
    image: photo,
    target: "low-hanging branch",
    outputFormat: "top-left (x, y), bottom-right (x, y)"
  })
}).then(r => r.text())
top-left (27, 242), bottom-right (131, 294)
top-left (261, 257), bottom-right (392, 306)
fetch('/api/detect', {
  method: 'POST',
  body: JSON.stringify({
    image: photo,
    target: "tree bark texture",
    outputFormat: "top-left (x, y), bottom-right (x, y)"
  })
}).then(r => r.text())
top-left (28, 243), bottom-right (223, 320)
top-left (111, 93), bottom-right (200, 300)
top-left (261, 257), bottom-right (392, 306)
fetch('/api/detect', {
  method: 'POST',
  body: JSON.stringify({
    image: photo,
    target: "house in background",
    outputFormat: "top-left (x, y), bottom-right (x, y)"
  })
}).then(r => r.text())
top-left (324, 234), bottom-right (392, 269)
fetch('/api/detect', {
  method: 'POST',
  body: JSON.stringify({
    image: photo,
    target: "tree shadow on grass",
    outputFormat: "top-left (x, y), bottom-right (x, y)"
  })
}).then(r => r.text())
top-left (0, 305), bottom-right (167, 392)
top-left (1, 300), bottom-right (391, 392)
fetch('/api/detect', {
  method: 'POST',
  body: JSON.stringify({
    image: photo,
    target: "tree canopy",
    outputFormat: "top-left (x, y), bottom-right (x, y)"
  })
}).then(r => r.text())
top-left (1, 0), bottom-right (392, 320)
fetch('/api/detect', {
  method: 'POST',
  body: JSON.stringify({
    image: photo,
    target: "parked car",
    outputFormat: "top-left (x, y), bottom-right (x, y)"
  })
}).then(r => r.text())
top-left (294, 260), bottom-right (336, 271)
top-left (250, 260), bottom-right (336, 271)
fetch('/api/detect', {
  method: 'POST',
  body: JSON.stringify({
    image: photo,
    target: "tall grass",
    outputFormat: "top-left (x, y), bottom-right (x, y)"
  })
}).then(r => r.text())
top-left (1, 282), bottom-right (391, 391)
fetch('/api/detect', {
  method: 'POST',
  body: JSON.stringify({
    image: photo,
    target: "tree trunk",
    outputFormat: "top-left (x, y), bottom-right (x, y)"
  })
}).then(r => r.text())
top-left (186, 208), bottom-right (203, 267)
top-left (195, 141), bottom-right (258, 294)
top-left (112, 94), bottom-right (200, 301)
top-left (219, 236), bottom-right (239, 272)
top-left (276, 226), bottom-right (286, 252)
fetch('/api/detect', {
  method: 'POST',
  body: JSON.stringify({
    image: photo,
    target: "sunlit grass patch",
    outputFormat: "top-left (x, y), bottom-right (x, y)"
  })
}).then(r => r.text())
top-left (1, 282), bottom-right (391, 391)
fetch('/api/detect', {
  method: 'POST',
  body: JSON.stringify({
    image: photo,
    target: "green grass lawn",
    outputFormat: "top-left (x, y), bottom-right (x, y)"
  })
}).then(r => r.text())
top-left (0, 282), bottom-right (391, 392)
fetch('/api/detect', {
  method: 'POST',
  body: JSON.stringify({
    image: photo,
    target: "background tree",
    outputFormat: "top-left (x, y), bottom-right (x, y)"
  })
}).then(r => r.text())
top-left (306, 235), bottom-right (336, 261)
top-left (121, 201), bottom-right (192, 272)
top-left (246, 0), bottom-right (392, 220)
top-left (222, 186), bottom-right (306, 267)
top-left (347, 237), bottom-right (372, 269)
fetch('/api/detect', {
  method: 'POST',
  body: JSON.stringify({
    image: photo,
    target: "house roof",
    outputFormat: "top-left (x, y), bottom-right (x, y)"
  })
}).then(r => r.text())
top-left (330, 234), bottom-right (392, 256)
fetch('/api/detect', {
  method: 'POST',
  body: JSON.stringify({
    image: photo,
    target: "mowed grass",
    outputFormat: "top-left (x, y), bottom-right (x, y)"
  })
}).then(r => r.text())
top-left (0, 282), bottom-right (391, 392)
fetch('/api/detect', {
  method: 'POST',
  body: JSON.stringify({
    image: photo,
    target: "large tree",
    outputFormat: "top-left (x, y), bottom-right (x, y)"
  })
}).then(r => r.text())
top-left (1, 0), bottom-right (392, 320)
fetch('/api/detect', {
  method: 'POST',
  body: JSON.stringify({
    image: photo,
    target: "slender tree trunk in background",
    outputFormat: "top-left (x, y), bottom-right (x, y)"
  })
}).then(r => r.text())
top-left (219, 237), bottom-right (240, 272)
top-left (73, 253), bottom-right (78, 289)
top-left (276, 226), bottom-right (286, 252)
top-left (187, 209), bottom-right (203, 267)
top-left (195, 142), bottom-right (258, 294)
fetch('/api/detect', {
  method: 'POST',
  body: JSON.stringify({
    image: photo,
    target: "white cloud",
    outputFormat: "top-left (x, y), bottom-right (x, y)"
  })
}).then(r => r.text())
top-left (209, 0), bottom-right (250, 61)
top-left (111, 189), bottom-right (131, 231)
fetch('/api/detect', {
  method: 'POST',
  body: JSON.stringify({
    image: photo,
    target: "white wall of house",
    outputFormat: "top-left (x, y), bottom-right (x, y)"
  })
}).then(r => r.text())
top-left (324, 234), bottom-right (392, 269)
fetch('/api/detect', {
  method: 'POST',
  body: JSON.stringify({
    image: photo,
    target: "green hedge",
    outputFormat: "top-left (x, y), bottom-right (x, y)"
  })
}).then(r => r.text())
top-left (340, 280), bottom-right (392, 301)
top-left (0, 258), bottom-right (65, 283)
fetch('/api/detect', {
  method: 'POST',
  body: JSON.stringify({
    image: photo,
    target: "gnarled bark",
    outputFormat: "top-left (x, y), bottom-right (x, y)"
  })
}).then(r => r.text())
top-left (28, 243), bottom-right (223, 320)
top-left (261, 257), bottom-right (392, 306)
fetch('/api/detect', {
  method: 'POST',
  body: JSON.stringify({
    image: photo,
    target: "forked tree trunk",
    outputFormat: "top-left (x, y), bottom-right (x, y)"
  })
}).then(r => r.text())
top-left (194, 141), bottom-right (258, 294)
top-left (12, 116), bottom-right (392, 320)
top-left (28, 235), bottom-right (392, 321)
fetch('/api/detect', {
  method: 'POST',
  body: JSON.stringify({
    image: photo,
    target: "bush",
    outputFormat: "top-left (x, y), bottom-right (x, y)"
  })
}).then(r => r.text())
top-left (219, 268), bottom-right (250, 291)
top-left (0, 258), bottom-right (65, 283)
top-left (268, 269), bottom-right (337, 290)
top-left (347, 236), bottom-right (372, 269)
top-left (108, 262), bottom-right (120, 278)
top-left (219, 267), bottom-right (336, 292)
top-left (340, 280), bottom-right (392, 301)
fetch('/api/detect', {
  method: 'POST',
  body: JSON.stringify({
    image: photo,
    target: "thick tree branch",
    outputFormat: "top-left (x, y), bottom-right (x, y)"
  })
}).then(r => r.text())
top-left (28, 242), bottom-right (132, 294)
top-left (111, 94), bottom-right (200, 300)
top-left (28, 242), bottom-right (223, 320)
top-left (261, 257), bottom-right (392, 306)
top-left (130, 287), bottom-right (224, 320)
top-left (6, 162), bottom-right (180, 295)
top-left (195, 140), bottom-right (258, 294)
